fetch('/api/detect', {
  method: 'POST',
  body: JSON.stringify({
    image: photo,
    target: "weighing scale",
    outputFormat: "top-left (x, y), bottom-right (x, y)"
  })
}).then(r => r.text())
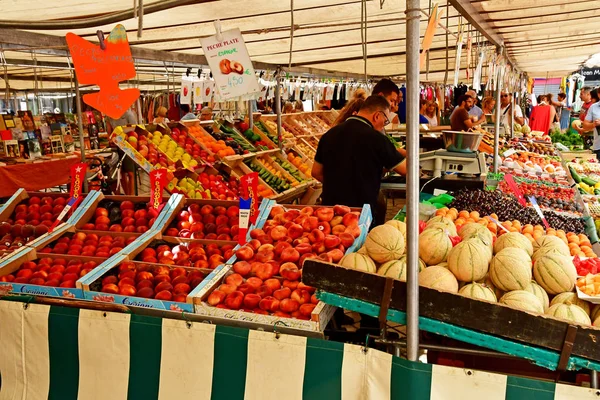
top-left (419, 149), bottom-right (487, 178)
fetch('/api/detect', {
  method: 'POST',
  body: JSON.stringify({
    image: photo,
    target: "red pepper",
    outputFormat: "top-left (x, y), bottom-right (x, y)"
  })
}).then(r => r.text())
top-left (450, 236), bottom-right (462, 247)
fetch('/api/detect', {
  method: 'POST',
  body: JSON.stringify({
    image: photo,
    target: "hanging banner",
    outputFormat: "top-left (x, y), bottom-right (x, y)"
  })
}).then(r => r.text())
top-left (180, 77), bottom-right (193, 105)
top-left (504, 174), bottom-right (526, 207)
top-left (240, 172), bottom-right (259, 223)
top-left (70, 162), bottom-right (87, 199)
top-left (149, 169), bottom-right (167, 210)
top-left (193, 80), bottom-right (204, 104)
top-left (200, 26), bottom-right (261, 100)
top-left (203, 80), bottom-right (215, 102)
top-left (453, 30), bottom-right (464, 87)
top-left (419, 4), bottom-right (443, 69)
top-left (473, 51), bottom-right (485, 90)
top-left (66, 25), bottom-right (140, 119)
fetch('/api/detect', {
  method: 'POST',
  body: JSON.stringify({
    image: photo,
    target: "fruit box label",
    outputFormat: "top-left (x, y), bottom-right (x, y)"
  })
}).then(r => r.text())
top-left (113, 135), bottom-right (153, 173)
top-left (0, 282), bottom-right (82, 299)
top-left (84, 290), bottom-right (194, 312)
top-left (195, 303), bottom-right (318, 331)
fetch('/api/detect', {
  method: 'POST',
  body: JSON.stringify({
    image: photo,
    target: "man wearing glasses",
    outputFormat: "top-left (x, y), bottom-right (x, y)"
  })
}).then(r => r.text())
top-left (499, 92), bottom-right (525, 134)
top-left (312, 95), bottom-right (406, 225)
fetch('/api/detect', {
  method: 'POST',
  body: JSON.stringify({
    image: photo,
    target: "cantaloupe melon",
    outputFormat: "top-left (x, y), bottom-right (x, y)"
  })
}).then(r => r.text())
top-left (364, 225), bottom-right (405, 263)
top-left (447, 239), bottom-right (490, 282)
top-left (494, 232), bottom-right (534, 256)
top-left (377, 255), bottom-right (425, 281)
top-left (533, 254), bottom-right (577, 295)
top-left (499, 290), bottom-right (544, 313)
top-left (592, 304), bottom-right (600, 321)
top-left (459, 283), bottom-right (497, 302)
top-left (385, 220), bottom-right (407, 243)
top-left (458, 223), bottom-right (493, 250)
top-left (419, 265), bottom-right (459, 293)
top-left (419, 228), bottom-right (452, 266)
top-left (532, 236), bottom-right (569, 260)
top-left (489, 248), bottom-right (532, 291)
top-left (546, 303), bottom-right (591, 325)
top-left (549, 292), bottom-right (591, 315)
top-left (426, 216), bottom-right (455, 230)
top-left (425, 222), bottom-right (457, 237)
top-left (524, 281), bottom-right (550, 311)
top-left (482, 275), bottom-right (505, 300)
top-left (593, 315), bottom-right (600, 328)
top-left (357, 245), bottom-right (368, 255)
top-left (339, 253), bottom-right (376, 273)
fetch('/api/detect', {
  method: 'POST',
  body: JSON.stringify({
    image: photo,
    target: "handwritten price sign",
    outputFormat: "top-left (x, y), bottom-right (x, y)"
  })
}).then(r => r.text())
top-left (200, 28), bottom-right (260, 100)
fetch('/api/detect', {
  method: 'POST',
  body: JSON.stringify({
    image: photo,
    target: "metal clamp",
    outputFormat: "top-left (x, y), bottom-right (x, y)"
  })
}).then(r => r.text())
top-left (556, 324), bottom-right (578, 378)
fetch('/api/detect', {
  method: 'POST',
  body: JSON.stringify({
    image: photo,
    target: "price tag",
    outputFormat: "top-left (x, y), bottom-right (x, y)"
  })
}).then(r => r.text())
top-left (504, 174), bottom-right (526, 206)
top-left (488, 216), bottom-right (510, 233)
top-left (528, 196), bottom-right (550, 229)
top-left (49, 197), bottom-right (81, 232)
top-left (237, 198), bottom-right (251, 245)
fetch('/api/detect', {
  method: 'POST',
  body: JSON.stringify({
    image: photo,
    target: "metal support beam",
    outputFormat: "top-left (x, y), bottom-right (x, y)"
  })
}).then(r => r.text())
top-left (274, 70), bottom-right (283, 151)
top-left (493, 53), bottom-right (503, 174)
top-left (74, 75), bottom-right (86, 164)
top-left (405, 0), bottom-right (421, 362)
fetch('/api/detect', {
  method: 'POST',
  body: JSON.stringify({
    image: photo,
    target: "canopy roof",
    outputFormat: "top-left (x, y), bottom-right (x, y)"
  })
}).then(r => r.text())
top-left (0, 0), bottom-right (597, 91)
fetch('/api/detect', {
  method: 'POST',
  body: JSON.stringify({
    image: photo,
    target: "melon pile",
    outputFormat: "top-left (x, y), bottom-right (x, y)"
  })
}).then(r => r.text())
top-left (338, 216), bottom-right (598, 328)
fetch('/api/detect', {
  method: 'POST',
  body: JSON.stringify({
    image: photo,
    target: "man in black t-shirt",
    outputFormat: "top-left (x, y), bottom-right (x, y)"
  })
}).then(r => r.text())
top-left (312, 96), bottom-right (406, 221)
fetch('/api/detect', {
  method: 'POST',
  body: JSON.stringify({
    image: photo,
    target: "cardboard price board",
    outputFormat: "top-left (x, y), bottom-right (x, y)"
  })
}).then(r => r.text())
top-left (200, 28), bottom-right (260, 100)
top-left (66, 24), bottom-right (140, 119)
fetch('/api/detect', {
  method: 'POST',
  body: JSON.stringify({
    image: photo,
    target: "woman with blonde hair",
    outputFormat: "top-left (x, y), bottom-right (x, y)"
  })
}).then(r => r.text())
top-left (475, 96), bottom-right (496, 125)
top-left (153, 106), bottom-right (170, 124)
top-left (423, 99), bottom-right (439, 127)
top-left (333, 88), bottom-right (367, 126)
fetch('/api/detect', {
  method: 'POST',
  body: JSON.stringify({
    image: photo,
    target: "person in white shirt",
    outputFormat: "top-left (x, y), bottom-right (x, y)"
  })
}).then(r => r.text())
top-left (583, 102), bottom-right (600, 159)
top-left (499, 92), bottom-right (524, 134)
top-left (467, 90), bottom-right (483, 121)
top-left (423, 100), bottom-right (439, 127)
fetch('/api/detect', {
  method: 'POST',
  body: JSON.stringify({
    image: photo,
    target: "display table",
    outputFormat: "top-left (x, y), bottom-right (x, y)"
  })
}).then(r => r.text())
top-left (0, 156), bottom-right (79, 197)
top-left (0, 297), bottom-right (596, 399)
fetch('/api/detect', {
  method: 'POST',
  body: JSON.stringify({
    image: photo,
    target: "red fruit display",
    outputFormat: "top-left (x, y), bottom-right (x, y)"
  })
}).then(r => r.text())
top-left (40, 232), bottom-right (134, 259)
top-left (135, 240), bottom-right (233, 268)
top-left (0, 257), bottom-right (98, 288)
top-left (97, 262), bottom-right (207, 302)
top-left (83, 200), bottom-right (162, 232)
top-left (165, 202), bottom-right (240, 241)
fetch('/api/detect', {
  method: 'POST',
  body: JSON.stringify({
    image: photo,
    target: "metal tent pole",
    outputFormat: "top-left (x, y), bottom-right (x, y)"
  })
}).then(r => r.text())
top-left (405, 0), bottom-right (421, 362)
top-left (275, 68), bottom-right (283, 149)
top-left (74, 75), bottom-right (86, 163)
top-left (248, 100), bottom-right (254, 128)
top-left (493, 48), bottom-right (503, 174)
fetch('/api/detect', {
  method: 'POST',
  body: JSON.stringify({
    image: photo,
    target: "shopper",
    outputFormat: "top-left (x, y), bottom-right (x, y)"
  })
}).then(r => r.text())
top-left (200, 107), bottom-right (213, 121)
top-left (423, 100), bottom-right (439, 127)
top-left (475, 96), bottom-right (496, 125)
top-left (575, 87), bottom-right (594, 134)
top-left (312, 95), bottom-right (406, 223)
top-left (549, 93), bottom-right (567, 128)
top-left (450, 94), bottom-right (475, 131)
top-left (152, 106), bottom-right (169, 124)
top-left (582, 101), bottom-right (600, 159)
top-left (499, 92), bottom-right (525, 134)
top-left (333, 89), bottom-right (367, 126)
top-left (467, 89), bottom-right (483, 121)
top-left (419, 99), bottom-right (431, 124)
top-left (529, 95), bottom-right (556, 134)
top-left (372, 78), bottom-right (400, 123)
top-left (180, 104), bottom-right (197, 121)
top-left (283, 102), bottom-right (294, 114)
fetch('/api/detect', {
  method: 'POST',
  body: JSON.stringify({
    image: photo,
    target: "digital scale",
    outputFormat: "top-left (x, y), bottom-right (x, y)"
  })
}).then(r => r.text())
top-left (419, 149), bottom-right (487, 178)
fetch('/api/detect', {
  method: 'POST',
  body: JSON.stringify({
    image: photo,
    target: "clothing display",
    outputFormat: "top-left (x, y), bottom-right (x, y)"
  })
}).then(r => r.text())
top-left (529, 104), bottom-right (552, 133)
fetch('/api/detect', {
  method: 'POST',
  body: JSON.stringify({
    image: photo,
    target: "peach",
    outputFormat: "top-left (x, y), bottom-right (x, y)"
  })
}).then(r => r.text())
top-left (338, 232), bottom-right (355, 248)
top-left (279, 263), bottom-right (301, 281)
top-left (258, 243), bottom-right (275, 253)
top-left (256, 285), bottom-right (273, 298)
top-left (308, 229), bottom-right (325, 244)
top-left (235, 245), bottom-right (254, 261)
top-left (333, 205), bottom-right (351, 216)
top-left (136, 279), bottom-right (154, 290)
top-left (297, 282), bottom-right (316, 294)
top-left (312, 242), bottom-right (326, 255)
top-left (119, 284), bottom-right (137, 296)
top-left (264, 278), bottom-right (281, 292)
top-left (233, 261), bottom-right (252, 276)
top-left (155, 281), bottom-right (174, 293)
top-left (295, 243), bottom-right (313, 255)
top-left (332, 225), bottom-right (347, 236)
top-left (342, 213), bottom-right (359, 227)
top-left (155, 290), bottom-right (173, 301)
top-left (154, 274), bottom-right (171, 284)
top-left (300, 206), bottom-right (314, 216)
top-left (243, 293), bottom-right (262, 309)
top-left (258, 235), bottom-right (273, 245)
top-left (287, 224), bottom-right (304, 239)
top-left (327, 249), bottom-right (345, 263)
top-left (301, 216), bottom-right (319, 232)
top-left (272, 311), bottom-right (291, 318)
top-left (280, 298), bottom-right (300, 313)
top-left (259, 296), bottom-right (280, 312)
top-left (209, 254), bottom-right (225, 269)
top-left (207, 290), bottom-right (226, 306)
top-left (250, 228), bottom-right (266, 240)
top-left (311, 293), bottom-right (319, 304)
top-left (270, 226), bottom-right (288, 241)
top-left (273, 287), bottom-right (292, 300)
top-left (280, 248), bottom-right (300, 263)
top-left (237, 283), bottom-right (255, 295)
top-left (317, 221), bottom-right (331, 235)
top-left (225, 273), bottom-right (244, 287)
top-left (318, 253), bottom-right (333, 263)
top-left (102, 283), bottom-right (119, 294)
top-left (255, 249), bottom-right (275, 263)
top-left (254, 263), bottom-right (274, 280)
top-left (330, 216), bottom-right (344, 227)
top-left (315, 207), bottom-right (334, 222)
top-left (225, 291), bottom-right (244, 309)
top-left (270, 206), bottom-right (285, 218)
top-left (294, 214), bottom-right (308, 225)
top-left (324, 235), bottom-right (341, 249)
top-left (247, 239), bottom-right (262, 252)
top-left (299, 253), bottom-right (317, 267)
top-left (266, 261), bottom-right (280, 277)
top-left (291, 289), bottom-right (311, 305)
top-left (345, 224), bottom-right (361, 239)
top-left (246, 277), bottom-right (263, 290)
top-left (173, 283), bottom-right (191, 295)
top-left (274, 241), bottom-right (292, 257)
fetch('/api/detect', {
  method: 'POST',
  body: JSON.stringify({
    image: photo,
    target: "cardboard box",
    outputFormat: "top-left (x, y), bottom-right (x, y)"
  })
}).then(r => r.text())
top-left (193, 265), bottom-right (335, 332)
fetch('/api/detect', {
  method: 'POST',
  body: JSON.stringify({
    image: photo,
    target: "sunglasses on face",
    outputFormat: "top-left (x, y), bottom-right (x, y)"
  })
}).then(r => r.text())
top-left (501, 94), bottom-right (509, 98)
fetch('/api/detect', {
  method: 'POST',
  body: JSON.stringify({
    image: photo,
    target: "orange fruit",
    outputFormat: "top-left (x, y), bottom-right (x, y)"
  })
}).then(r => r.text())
top-left (458, 210), bottom-right (470, 219)
top-left (469, 211), bottom-right (480, 220)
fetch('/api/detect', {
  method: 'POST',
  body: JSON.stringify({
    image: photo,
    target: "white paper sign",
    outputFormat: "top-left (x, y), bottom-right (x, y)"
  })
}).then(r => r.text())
top-left (203, 80), bottom-right (215, 102)
top-left (200, 28), bottom-right (260, 100)
top-left (180, 77), bottom-right (193, 104)
top-left (193, 80), bottom-right (204, 104)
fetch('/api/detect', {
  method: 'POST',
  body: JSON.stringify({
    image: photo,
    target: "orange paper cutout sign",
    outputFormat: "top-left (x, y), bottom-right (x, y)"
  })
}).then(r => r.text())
top-left (66, 25), bottom-right (140, 119)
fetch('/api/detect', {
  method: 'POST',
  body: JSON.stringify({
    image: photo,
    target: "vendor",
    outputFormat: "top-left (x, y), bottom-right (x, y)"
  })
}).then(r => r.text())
top-left (450, 95), bottom-right (475, 131)
top-left (311, 95), bottom-right (406, 224)
top-left (200, 107), bottom-right (213, 121)
top-left (499, 92), bottom-right (525, 134)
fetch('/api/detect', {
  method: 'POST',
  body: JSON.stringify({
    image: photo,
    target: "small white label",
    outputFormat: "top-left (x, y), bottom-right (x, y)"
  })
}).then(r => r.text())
top-left (433, 189), bottom-right (448, 196)
top-left (503, 149), bottom-right (517, 157)
top-left (238, 209), bottom-right (250, 230)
